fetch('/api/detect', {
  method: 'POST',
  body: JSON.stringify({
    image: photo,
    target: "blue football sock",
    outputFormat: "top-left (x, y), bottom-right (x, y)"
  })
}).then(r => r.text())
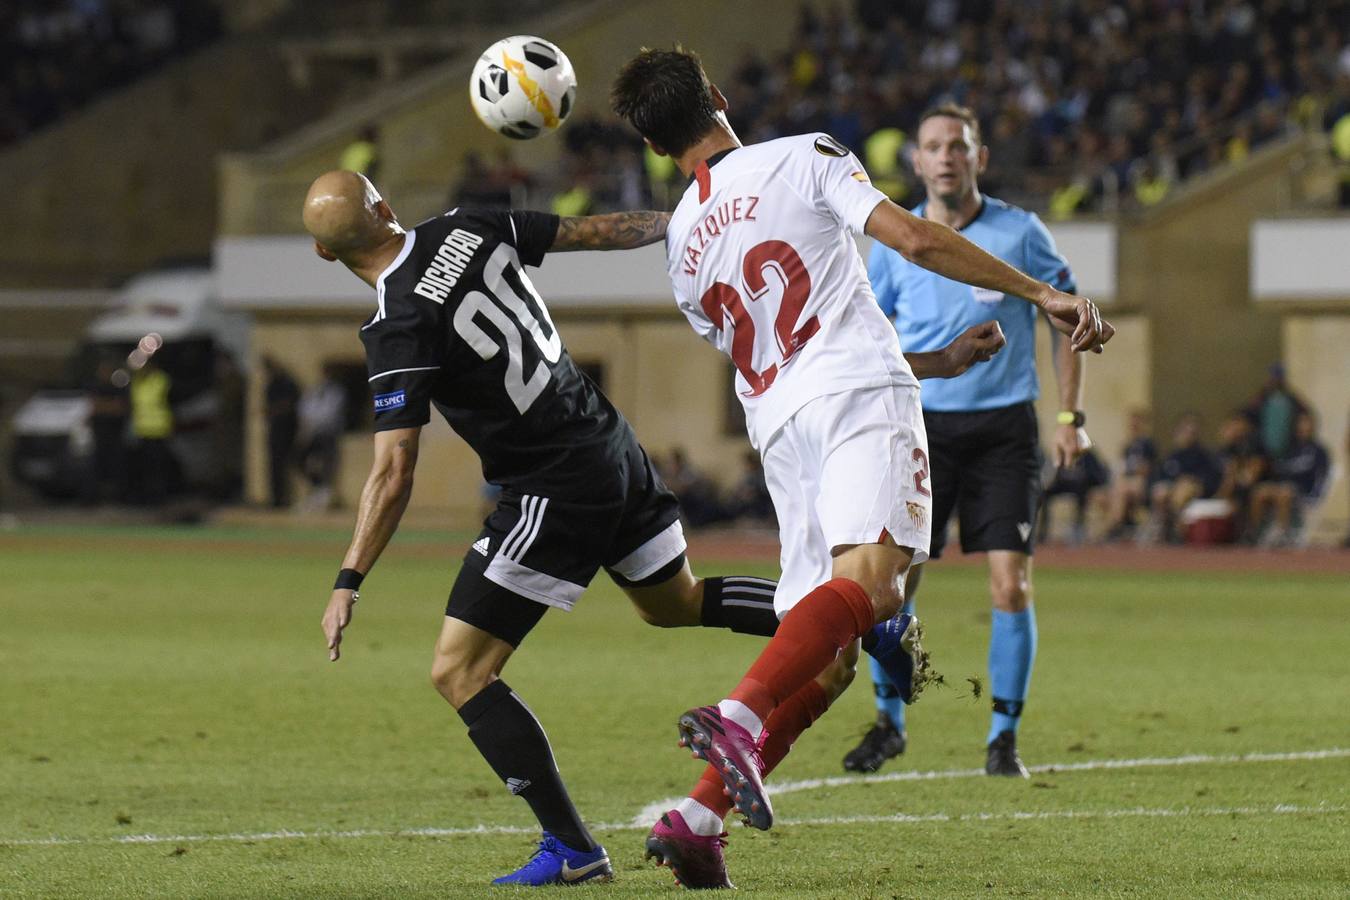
top-left (869, 656), bottom-right (904, 731)
top-left (988, 606), bottom-right (1037, 745)
top-left (870, 599), bottom-right (915, 731)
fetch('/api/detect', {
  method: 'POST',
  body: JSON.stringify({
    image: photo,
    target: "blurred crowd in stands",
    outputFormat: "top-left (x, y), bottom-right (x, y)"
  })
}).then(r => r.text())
top-left (11, 1), bottom-right (1350, 214)
top-left (449, 0), bottom-right (1350, 218)
top-left (651, 363), bottom-right (1342, 546)
top-left (653, 448), bottom-right (776, 530)
top-left (1038, 364), bottom-right (1341, 548)
top-left (0, 1), bottom-right (223, 147)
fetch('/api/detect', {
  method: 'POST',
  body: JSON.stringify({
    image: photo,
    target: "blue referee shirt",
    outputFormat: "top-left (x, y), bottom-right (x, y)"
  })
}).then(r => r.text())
top-left (868, 196), bottom-right (1076, 412)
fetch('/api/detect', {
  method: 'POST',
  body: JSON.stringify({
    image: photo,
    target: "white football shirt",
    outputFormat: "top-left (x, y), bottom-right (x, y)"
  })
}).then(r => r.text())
top-left (666, 133), bottom-right (919, 450)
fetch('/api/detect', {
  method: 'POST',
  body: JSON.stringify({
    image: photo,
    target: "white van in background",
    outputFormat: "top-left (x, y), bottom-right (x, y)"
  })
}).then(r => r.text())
top-left (10, 268), bottom-right (250, 500)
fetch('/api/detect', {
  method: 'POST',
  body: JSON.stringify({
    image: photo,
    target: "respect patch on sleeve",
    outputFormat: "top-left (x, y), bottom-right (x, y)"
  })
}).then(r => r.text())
top-left (373, 390), bottom-right (406, 412)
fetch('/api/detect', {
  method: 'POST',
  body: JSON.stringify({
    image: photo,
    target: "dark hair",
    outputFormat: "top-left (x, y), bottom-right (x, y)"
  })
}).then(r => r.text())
top-left (611, 46), bottom-right (719, 157)
top-left (917, 103), bottom-right (982, 144)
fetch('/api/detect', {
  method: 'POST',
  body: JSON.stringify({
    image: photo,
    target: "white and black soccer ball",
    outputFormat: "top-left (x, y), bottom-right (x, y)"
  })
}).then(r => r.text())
top-left (469, 36), bottom-right (576, 140)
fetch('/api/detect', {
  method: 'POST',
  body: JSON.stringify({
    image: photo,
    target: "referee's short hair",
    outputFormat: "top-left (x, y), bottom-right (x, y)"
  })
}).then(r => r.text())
top-left (917, 103), bottom-right (983, 144)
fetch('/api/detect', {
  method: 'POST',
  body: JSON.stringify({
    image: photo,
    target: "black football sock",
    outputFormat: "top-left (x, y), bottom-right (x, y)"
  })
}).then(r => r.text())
top-left (457, 679), bottom-right (597, 852)
top-left (700, 575), bottom-right (780, 636)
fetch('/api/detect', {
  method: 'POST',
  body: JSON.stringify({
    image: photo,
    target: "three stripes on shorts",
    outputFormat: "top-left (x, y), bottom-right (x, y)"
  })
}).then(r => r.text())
top-left (502, 494), bottom-right (550, 562)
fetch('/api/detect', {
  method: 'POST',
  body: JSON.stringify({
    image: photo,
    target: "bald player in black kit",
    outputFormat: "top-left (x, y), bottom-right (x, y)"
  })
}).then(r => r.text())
top-left (303, 170), bottom-right (788, 887)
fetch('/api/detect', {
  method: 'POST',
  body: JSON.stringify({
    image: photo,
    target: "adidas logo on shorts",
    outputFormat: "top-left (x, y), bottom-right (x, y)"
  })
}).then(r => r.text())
top-left (506, 777), bottom-right (531, 795)
top-left (472, 537), bottom-right (491, 556)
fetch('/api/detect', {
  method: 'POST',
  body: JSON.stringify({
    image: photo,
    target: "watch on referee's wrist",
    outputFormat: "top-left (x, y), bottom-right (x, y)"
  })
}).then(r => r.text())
top-left (1056, 410), bottom-right (1086, 428)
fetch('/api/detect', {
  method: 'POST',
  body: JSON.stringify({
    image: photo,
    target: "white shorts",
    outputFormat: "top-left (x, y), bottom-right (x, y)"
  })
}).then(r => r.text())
top-left (762, 384), bottom-right (932, 616)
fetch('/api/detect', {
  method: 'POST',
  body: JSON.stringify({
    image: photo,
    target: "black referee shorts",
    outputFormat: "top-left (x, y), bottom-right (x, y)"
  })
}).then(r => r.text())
top-left (445, 439), bottom-right (685, 647)
top-left (924, 401), bottom-right (1043, 560)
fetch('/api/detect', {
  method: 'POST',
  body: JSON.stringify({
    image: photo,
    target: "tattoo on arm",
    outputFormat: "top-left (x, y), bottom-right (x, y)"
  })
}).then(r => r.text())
top-left (552, 211), bottom-right (670, 251)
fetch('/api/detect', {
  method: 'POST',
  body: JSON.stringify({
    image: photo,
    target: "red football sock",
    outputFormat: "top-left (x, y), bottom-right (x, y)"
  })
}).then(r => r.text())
top-left (759, 678), bottom-right (831, 774)
top-left (692, 679), bottom-right (832, 821)
top-left (727, 578), bottom-right (874, 721)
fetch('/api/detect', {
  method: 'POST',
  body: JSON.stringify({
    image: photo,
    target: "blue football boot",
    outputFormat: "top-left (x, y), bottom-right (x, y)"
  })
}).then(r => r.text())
top-left (492, 832), bottom-right (613, 886)
top-left (864, 613), bottom-right (929, 704)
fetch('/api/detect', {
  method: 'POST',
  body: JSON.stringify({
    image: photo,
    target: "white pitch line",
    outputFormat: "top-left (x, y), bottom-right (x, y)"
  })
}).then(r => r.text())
top-left (630, 746), bottom-right (1350, 826)
top-left (3, 804), bottom-right (1344, 850)
top-left (5, 748), bottom-right (1347, 850)
top-left (772, 802), bottom-right (1347, 828)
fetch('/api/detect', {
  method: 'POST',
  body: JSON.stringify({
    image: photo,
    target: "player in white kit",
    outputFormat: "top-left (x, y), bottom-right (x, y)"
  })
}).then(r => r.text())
top-left (612, 48), bottom-right (1112, 889)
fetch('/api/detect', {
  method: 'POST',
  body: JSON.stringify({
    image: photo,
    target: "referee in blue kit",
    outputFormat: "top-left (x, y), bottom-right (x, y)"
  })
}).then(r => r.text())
top-left (847, 103), bottom-right (1091, 777)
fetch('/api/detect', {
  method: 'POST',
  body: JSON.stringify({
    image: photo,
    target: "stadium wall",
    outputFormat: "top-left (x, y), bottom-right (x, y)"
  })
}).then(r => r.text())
top-left (1281, 318), bottom-right (1350, 540)
top-left (1115, 137), bottom-right (1317, 437)
top-left (0, 38), bottom-right (309, 289)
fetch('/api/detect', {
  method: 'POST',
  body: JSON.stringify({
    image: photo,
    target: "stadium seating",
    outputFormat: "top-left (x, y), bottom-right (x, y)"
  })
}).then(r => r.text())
top-left (516, 1), bottom-right (1350, 217)
top-left (0, 1), bottom-right (223, 148)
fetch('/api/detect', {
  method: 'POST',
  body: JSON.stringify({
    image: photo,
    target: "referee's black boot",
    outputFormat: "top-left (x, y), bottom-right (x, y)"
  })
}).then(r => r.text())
top-left (985, 730), bottom-right (1029, 778)
top-left (842, 713), bottom-right (907, 773)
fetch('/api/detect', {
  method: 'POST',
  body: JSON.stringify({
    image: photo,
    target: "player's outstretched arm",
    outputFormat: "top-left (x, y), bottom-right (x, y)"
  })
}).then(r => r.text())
top-left (551, 211), bottom-right (670, 251)
top-left (905, 321), bottom-right (1007, 379)
top-left (322, 426), bottom-right (421, 662)
top-left (864, 200), bottom-right (1113, 353)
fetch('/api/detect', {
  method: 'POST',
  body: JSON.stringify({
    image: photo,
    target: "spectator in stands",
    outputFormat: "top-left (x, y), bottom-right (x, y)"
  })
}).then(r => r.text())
top-left (1245, 363), bottom-right (1309, 461)
top-left (659, 447), bottom-right (723, 528)
top-left (1327, 76), bottom-right (1350, 207)
top-left (1104, 409), bottom-right (1157, 541)
top-left (450, 149), bottom-right (529, 209)
top-left (297, 364), bottom-right (346, 512)
top-left (339, 124), bottom-right (380, 183)
top-left (1146, 413), bottom-right (1221, 544)
top-left (129, 355), bottom-right (174, 506)
top-left (263, 356), bottom-right (299, 509)
top-left (723, 450), bottom-right (774, 526)
top-left (1039, 448), bottom-right (1110, 545)
top-left (451, 152), bottom-right (506, 209)
top-left (1215, 411), bottom-right (1269, 539)
top-left (550, 165), bottom-right (595, 217)
top-left (1248, 412), bottom-right (1331, 547)
top-left (1132, 159), bottom-right (1171, 208)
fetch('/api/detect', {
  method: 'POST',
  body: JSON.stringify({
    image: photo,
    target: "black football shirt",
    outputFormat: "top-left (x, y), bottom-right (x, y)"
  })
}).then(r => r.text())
top-left (360, 208), bottom-right (632, 499)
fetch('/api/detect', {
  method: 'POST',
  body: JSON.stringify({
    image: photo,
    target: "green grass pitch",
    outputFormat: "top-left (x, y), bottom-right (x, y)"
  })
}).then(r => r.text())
top-left (2, 525), bottom-right (1347, 897)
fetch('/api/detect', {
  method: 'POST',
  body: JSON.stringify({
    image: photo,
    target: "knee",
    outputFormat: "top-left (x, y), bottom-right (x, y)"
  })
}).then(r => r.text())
top-left (852, 574), bottom-right (903, 620)
top-left (831, 544), bottom-right (913, 622)
top-left (429, 655), bottom-right (491, 709)
top-left (990, 576), bottom-right (1031, 612)
top-left (873, 587), bottom-right (904, 620)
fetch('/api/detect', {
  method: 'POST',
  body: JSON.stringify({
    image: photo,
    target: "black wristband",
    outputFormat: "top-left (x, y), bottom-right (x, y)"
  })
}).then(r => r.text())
top-left (334, 568), bottom-right (365, 591)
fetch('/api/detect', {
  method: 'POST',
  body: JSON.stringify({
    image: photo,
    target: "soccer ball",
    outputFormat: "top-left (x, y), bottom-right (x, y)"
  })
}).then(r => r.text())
top-left (469, 36), bottom-right (576, 140)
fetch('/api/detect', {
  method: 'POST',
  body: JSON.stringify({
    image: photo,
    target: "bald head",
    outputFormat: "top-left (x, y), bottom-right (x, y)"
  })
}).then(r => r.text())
top-left (302, 170), bottom-right (398, 258)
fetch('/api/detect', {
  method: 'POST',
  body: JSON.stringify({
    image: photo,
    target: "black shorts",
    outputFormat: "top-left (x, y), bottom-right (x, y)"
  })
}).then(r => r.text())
top-left (446, 438), bottom-right (685, 646)
top-left (924, 401), bottom-right (1042, 560)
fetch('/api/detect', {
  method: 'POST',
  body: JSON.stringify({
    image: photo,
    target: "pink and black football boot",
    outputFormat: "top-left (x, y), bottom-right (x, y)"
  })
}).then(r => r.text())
top-left (645, 809), bottom-right (733, 890)
top-left (676, 706), bottom-right (773, 830)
